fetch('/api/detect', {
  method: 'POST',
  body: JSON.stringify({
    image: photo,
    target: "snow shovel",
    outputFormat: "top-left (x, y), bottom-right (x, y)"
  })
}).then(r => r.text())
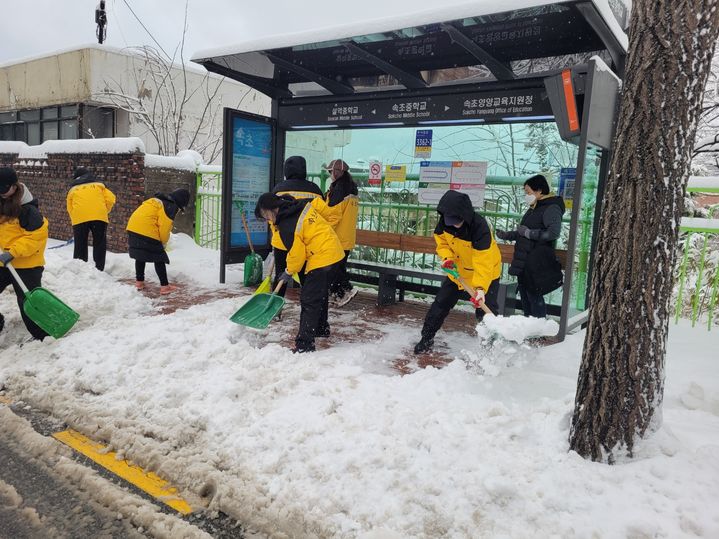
top-left (230, 281), bottom-right (286, 329)
top-left (254, 256), bottom-right (275, 296)
top-left (241, 212), bottom-right (263, 287)
top-left (3, 257), bottom-right (80, 338)
top-left (441, 266), bottom-right (494, 317)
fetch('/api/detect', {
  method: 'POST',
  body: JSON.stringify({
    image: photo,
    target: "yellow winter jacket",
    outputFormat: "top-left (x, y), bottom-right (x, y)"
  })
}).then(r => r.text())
top-left (66, 175), bottom-right (116, 225)
top-left (325, 178), bottom-right (359, 251)
top-left (126, 198), bottom-right (175, 245)
top-left (434, 190), bottom-right (501, 292)
top-left (435, 231), bottom-right (501, 292)
top-left (0, 186), bottom-right (49, 269)
top-left (270, 198), bottom-right (341, 250)
top-left (273, 200), bottom-right (344, 274)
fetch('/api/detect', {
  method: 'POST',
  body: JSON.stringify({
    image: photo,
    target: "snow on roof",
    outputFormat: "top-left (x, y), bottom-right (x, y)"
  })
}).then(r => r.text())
top-left (8, 138), bottom-right (146, 159)
top-left (192, 0), bottom-right (628, 61)
top-left (0, 141), bottom-right (29, 155)
top-left (0, 43), bottom-right (221, 80)
top-left (145, 153), bottom-right (198, 172)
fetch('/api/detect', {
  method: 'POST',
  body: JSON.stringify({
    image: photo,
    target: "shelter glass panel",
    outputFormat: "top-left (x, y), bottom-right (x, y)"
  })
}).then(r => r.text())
top-left (285, 122), bottom-right (590, 306)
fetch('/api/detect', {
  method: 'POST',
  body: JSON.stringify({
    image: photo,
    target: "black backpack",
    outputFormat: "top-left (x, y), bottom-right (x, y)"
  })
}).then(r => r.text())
top-left (523, 244), bottom-right (564, 295)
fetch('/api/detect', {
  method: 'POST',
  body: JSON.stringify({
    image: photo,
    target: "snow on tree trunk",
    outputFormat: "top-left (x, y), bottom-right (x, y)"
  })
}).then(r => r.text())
top-left (569, 0), bottom-right (719, 462)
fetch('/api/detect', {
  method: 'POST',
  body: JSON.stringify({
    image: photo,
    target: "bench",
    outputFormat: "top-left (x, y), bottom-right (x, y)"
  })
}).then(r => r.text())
top-left (347, 229), bottom-right (568, 314)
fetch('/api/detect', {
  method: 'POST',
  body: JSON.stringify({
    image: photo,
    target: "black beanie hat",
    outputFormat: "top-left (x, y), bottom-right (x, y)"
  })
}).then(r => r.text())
top-left (284, 156), bottom-right (307, 180)
top-left (73, 167), bottom-right (89, 179)
top-left (169, 188), bottom-right (190, 210)
top-left (0, 167), bottom-right (18, 195)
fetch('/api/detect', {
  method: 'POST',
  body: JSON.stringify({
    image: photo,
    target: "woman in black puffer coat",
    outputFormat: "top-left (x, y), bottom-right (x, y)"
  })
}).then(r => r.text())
top-left (496, 174), bottom-right (565, 318)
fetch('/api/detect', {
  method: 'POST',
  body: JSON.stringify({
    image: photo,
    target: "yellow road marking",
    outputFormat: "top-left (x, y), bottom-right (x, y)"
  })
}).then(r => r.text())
top-left (52, 429), bottom-right (192, 514)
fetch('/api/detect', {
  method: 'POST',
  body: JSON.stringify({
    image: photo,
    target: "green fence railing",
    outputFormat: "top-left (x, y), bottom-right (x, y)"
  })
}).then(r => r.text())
top-left (195, 169), bottom-right (718, 328)
top-left (675, 218), bottom-right (719, 329)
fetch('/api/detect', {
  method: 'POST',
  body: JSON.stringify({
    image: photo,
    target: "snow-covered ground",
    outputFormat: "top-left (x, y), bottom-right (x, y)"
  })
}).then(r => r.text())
top-left (1, 235), bottom-right (718, 538)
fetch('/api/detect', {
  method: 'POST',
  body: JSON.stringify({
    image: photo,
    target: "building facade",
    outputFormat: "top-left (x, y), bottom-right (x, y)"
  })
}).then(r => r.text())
top-left (0, 45), bottom-right (270, 163)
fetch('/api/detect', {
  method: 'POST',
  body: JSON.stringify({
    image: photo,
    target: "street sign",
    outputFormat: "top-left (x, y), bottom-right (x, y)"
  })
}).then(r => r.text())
top-left (369, 161), bottom-right (382, 186)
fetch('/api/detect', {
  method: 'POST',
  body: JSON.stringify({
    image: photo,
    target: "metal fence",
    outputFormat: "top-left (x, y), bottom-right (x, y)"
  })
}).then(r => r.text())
top-left (675, 220), bottom-right (719, 329)
top-left (195, 169), bottom-right (719, 328)
top-left (195, 169), bottom-right (597, 310)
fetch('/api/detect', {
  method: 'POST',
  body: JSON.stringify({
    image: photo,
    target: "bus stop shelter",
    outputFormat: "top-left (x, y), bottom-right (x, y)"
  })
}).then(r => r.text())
top-left (191, 0), bottom-right (629, 341)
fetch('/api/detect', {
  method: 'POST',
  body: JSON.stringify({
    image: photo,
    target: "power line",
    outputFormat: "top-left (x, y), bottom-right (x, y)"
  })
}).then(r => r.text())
top-left (119, 0), bottom-right (172, 60)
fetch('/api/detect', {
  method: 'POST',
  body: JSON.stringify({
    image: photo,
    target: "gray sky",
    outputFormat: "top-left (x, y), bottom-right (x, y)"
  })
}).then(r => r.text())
top-left (0, 0), bottom-right (442, 66)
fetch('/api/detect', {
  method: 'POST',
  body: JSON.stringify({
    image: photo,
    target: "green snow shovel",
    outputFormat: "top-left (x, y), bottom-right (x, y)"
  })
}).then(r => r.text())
top-left (241, 212), bottom-right (263, 287)
top-left (3, 256), bottom-right (80, 338)
top-left (230, 281), bottom-right (286, 329)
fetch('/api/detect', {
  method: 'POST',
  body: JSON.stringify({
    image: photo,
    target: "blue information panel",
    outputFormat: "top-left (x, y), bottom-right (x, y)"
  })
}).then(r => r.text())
top-left (229, 116), bottom-right (273, 248)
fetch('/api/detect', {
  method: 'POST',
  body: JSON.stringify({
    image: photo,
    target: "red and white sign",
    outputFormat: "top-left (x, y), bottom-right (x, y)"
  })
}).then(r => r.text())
top-left (369, 160), bottom-right (382, 186)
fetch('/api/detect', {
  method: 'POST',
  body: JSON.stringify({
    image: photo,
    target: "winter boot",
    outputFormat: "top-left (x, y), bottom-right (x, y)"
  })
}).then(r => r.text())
top-left (335, 287), bottom-right (358, 307)
top-left (413, 338), bottom-right (434, 354)
top-left (316, 325), bottom-right (330, 338)
top-left (160, 284), bottom-right (178, 295)
top-left (292, 342), bottom-right (316, 354)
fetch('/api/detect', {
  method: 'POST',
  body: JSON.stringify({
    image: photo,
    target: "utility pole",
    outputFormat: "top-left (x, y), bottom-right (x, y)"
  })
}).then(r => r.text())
top-left (95, 1), bottom-right (107, 44)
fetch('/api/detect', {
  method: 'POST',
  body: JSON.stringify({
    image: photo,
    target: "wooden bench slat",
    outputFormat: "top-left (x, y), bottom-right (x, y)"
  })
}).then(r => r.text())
top-left (356, 229), bottom-right (568, 269)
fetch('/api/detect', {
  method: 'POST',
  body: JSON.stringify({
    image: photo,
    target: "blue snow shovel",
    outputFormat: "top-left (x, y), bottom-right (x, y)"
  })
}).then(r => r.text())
top-left (230, 281), bottom-right (286, 329)
top-left (3, 255), bottom-right (80, 338)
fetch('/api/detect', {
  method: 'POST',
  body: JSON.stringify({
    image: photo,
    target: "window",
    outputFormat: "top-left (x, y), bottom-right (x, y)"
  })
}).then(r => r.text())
top-left (0, 104), bottom-right (83, 143)
top-left (82, 106), bottom-right (114, 138)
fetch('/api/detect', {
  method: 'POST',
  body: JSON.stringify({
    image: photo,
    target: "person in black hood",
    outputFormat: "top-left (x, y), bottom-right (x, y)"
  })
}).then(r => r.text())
top-left (414, 190), bottom-right (502, 354)
top-left (255, 192), bottom-right (344, 353)
top-left (496, 174), bottom-right (566, 318)
top-left (126, 188), bottom-right (190, 295)
top-left (269, 156), bottom-right (324, 298)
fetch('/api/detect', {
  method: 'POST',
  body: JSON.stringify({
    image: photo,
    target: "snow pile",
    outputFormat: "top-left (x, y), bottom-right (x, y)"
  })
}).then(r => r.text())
top-left (145, 153), bottom-right (199, 172)
top-left (478, 314), bottom-right (559, 343)
top-left (0, 141), bottom-right (29, 155)
top-left (9, 138), bottom-right (146, 160)
top-left (1, 235), bottom-right (718, 538)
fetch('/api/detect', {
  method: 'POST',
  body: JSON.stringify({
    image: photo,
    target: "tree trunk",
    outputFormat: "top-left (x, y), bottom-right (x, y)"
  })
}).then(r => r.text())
top-left (569, 0), bottom-right (719, 462)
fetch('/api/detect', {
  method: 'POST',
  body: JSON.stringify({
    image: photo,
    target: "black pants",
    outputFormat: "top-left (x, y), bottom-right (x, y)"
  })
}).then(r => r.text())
top-left (328, 250), bottom-right (353, 298)
top-left (135, 260), bottom-right (169, 286)
top-left (517, 275), bottom-right (547, 318)
top-left (419, 277), bottom-right (500, 342)
top-left (295, 265), bottom-right (333, 350)
top-left (73, 220), bottom-right (108, 271)
top-left (273, 248), bottom-right (290, 298)
top-left (0, 266), bottom-right (48, 340)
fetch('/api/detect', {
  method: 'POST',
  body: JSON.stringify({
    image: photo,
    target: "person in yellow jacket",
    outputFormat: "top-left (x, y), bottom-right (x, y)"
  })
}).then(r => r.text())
top-left (126, 188), bottom-right (189, 295)
top-left (323, 159), bottom-right (359, 307)
top-left (0, 167), bottom-right (49, 340)
top-left (414, 190), bottom-right (502, 354)
top-left (269, 156), bottom-right (324, 297)
top-left (255, 192), bottom-right (344, 353)
top-left (66, 167), bottom-right (116, 271)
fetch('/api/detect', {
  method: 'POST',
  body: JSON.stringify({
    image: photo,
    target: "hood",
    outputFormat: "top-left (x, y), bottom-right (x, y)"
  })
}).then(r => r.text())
top-left (70, 172), bottom-right (98, 187)
top-left (284, 156), bottom-right (307, 180)
top-left (20, 183), bottom-right (34, 205)
top-left (536, 194), bottom-right (566, 214)
top-left (169, 188), bottom-right (190, 210)
top-left (275, 196), bottom-right (310, 224)
top-left (437, 190), bottom-right (475, 224)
